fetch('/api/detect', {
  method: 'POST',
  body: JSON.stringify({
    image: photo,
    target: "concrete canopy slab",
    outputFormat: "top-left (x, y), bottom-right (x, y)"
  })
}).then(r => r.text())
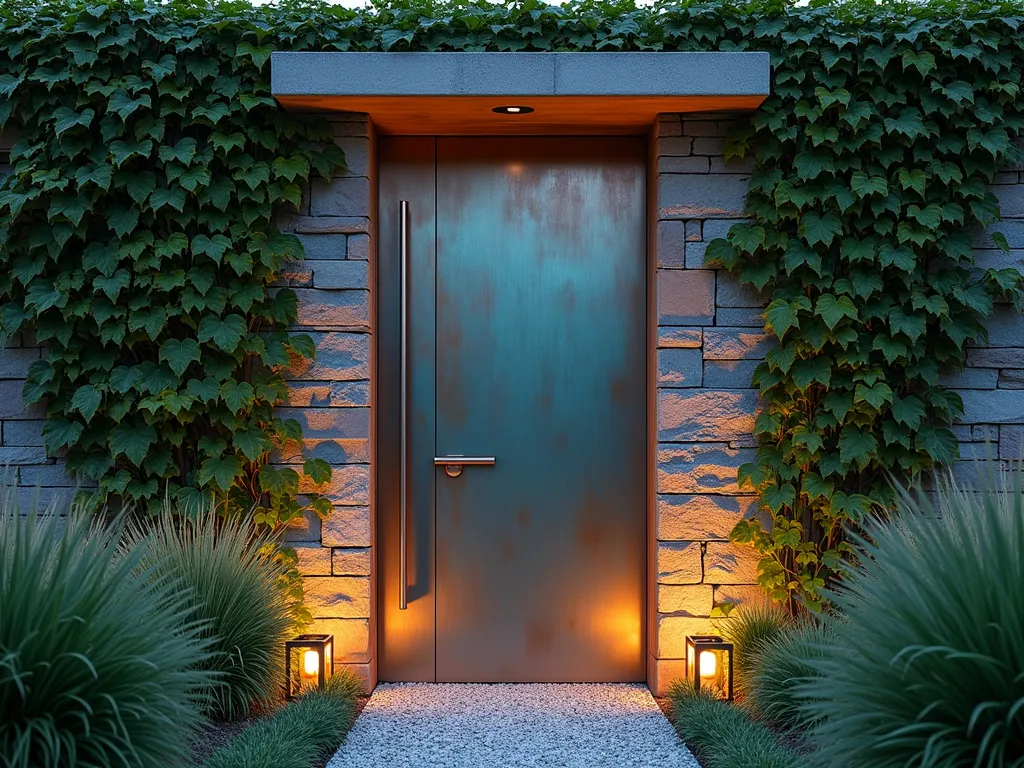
top-left (270, 52), bottom-right (770, 135)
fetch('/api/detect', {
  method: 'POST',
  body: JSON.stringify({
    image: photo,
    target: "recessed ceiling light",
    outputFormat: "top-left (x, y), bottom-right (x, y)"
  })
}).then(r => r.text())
top-left (493, 105), bottom-right (534, 114)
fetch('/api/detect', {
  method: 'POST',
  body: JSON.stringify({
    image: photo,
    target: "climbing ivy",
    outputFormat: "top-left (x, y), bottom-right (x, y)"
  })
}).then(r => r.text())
top-left (704, 4), bottom-right (1024, 612)
top-left (1, 0), bottom-right (1022, 613)
top-left (0, 2), bottom-right (346, 530)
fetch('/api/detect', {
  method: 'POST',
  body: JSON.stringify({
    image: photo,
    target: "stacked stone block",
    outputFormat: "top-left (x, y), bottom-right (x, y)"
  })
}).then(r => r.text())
top-left (0, 131), bottom-right (83, 510)
top-left (947, 137), bottom-right (1024, 471)
top-left (650, 113), bottom-right (766, 693)
top-left (276, 114), bottom-right (376, 688)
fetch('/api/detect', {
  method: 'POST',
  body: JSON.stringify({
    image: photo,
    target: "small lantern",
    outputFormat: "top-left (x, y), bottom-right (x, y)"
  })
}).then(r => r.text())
top-left (285, 634), bottom-right (333, 700)
top-left (685, 635), bottom-right (734, 701)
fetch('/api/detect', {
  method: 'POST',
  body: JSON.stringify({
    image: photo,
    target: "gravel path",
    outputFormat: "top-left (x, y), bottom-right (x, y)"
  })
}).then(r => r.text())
top-left (327, 683), bottom-right (700, 768)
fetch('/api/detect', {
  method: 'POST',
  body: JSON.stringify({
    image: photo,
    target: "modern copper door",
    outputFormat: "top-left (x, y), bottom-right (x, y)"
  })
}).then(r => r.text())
top-left (378, 137), bottom-right (646, 682)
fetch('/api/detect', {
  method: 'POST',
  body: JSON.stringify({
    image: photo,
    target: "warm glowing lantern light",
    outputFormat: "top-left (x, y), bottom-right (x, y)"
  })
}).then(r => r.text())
top-left (285, 634), bottom-right (334, 700)
top-left (699, 650), bottom-right (717, 678)
top-left (686, 635), bottom-right (734, 701)
top-left (303, 650), bottom-right (320, 677)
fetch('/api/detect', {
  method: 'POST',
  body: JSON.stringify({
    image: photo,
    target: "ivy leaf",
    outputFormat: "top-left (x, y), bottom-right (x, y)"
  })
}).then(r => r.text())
top-left (287, 334), bottom-right (316, 361)
top-left (198, 455), bottom-right (244, 492)
top-left (192, 234), bottom-right (232, 263)
top-left (187, 377), bottom-right (220, 402)
top-left (42, 418), bottom-right (84, 453)
top-left (940, 80), bottom-right (974, 105)
top-left (108, 89), bottom-right (150, 121)
top-left (93, 269), bottom-right (131, 301)
top-left (908, 203), bottom-right (941, 229)
top-left (872, 334), bottom-right (908, 364)
top-left (236, 41), bottom-right (273, 70)
top-left (889, 308), bottom-right (927, 342)
top-left (891, 395), bottom-right (926, 429)
top-left (878, 244), bottom-right (916, 271)
top-left (272, 156), bottom-right (311, 183)
top-left (703, 238), bottom-right (739, 269)
top-left (198, 314), bottom-right (247, 352)
top-left (902, 49), bottom-right (935, 75)
top-left (839, 426), bottom-right (877, 469)
top-left (764, 298), bottom-right (805, 339)
top-left (160, 338), bottom-right (201, 377)
top-left (122, 171), bottom-right (156, 205)
top-left (381, 27), bottom-right (415, 51)
top-left (150, 186), bottom-right (188, 212)
top-left (763, 482), bottom-right (796, 513)
top-left (108, 206), bottom-right (139, 238)
top-left (915, 427), bottom-right (958, 464)
top-left (799, 212), bottom-right (842, 246)
top-left (850, 171), bottom-right (887, 198)
top-left (259, 464), bottom-right (300, 496)
top-left (814, 294), bottom-right (858, 329)
top-left (110, 422), bottom-right (156, 466)
top-left (791, 356), bottom-right (832, 389)
top-left (234, 426), bottom-right (272, 461)
top-left (220, 380), bottom-right (255, 414)
top-left (854, 382), bottom-right (893, 410)
top-left (53, 106), bottom-right (95, 136)
top-left (303, 458), bottom-right (332, 485)
top-left (70, 384), bottom-right (103, 423)
top-left (158, 138), bottom-right (198, 165)
top-left (884, 107), bottom-right (925, 139)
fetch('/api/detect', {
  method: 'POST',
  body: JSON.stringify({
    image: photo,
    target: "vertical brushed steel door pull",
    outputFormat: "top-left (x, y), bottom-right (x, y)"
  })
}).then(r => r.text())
top-left (399, 200), bottom-right (409, 610)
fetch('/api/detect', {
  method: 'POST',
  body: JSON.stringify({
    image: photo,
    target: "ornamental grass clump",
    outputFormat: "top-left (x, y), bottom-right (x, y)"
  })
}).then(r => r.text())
top-left (0, 491), bottom-right (213, 768)
top-left (202, 670), bottom-right (362, 768)
top-left (745, 621), bottom-right (829, 731)
top-left (721, 602), bottom-right (792, 697)
top-left (802, 465), bottom-right (1024, 767)
top-left (126, 506), bottom-right (297, 719)
top-left (667, 682), bottom-right (809, 768)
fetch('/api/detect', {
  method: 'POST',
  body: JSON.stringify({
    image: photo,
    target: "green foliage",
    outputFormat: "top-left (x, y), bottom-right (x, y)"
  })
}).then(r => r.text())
top-left (720, 602), bottom-right (792, 697)
top-left (1, 0), bottom-right (1023, 613)
top-left (745, 622), bottom-right (829, 731)
top-left (709, 4), bottom-right (1024, 613)
top-left (668, 682), bottom-right (809, 768)
top-left (0, 0), bottom-right (343, 530)
top-left (125, 505), bottom-right (297, 720)
top-left (800, 465), bottom-right (1024, 767)
top-left (0, 492), bottom-right (214, 768)
top-left (201, 670), bottom-right (361, 768)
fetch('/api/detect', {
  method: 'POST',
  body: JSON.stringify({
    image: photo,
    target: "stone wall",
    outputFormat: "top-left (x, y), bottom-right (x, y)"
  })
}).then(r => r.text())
top-left (945, 139), bottom-right (1024, 471)
top-left (649, 113), bottom-right (766, 694)
top-left (1, 109), bottom-right (1021, 696)
top-left (0, 116), bottom-right (379, 687)
top-left (275, 113), bottom-right (376, 688)
top-left (0, 128), bottom-right (83, 509)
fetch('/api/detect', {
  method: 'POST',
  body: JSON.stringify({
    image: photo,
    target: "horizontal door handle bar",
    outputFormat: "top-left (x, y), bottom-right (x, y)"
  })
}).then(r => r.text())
top-left (434, 456), bottom-right (496, 478)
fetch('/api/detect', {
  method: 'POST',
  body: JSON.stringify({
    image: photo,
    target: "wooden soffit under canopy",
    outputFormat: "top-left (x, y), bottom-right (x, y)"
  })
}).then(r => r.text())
top-left (270, 51), bottom-right (771, 135)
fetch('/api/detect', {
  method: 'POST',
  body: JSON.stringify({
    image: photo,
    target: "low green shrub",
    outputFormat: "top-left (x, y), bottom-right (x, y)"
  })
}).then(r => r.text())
top-left (802, 466), bottom-right (1024, 767)
top-left (126, 507), bottom-right (297, 719)
top-left (721, 602), bottom-right (792, 697)
top-left (0, 492), bottom-right (213, 768)
top-left (668, 682), bottom-right (808, 768)
top-left (745, 622), bottom-right (829, 731)
top-left (202, 671), bottom-right (362, 768)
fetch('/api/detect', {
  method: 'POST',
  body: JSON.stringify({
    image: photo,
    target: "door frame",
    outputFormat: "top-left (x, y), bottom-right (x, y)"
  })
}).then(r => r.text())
top-left (374, 134), bottom-right (656, 683)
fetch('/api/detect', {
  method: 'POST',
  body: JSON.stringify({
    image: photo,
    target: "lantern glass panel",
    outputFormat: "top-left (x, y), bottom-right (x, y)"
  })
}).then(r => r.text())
top-left (285, 634), bottom-right (333, 700)
top-left (685, 635), bottom-right (734, 701)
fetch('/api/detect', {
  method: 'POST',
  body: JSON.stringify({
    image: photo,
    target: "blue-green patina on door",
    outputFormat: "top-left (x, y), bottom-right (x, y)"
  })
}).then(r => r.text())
top-left (378, 137), bottom-right (647, 682)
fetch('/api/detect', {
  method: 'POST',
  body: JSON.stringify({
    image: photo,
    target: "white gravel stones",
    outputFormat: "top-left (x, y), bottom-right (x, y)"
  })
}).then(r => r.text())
top-left (328, 683), bottom-right (700, 768)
